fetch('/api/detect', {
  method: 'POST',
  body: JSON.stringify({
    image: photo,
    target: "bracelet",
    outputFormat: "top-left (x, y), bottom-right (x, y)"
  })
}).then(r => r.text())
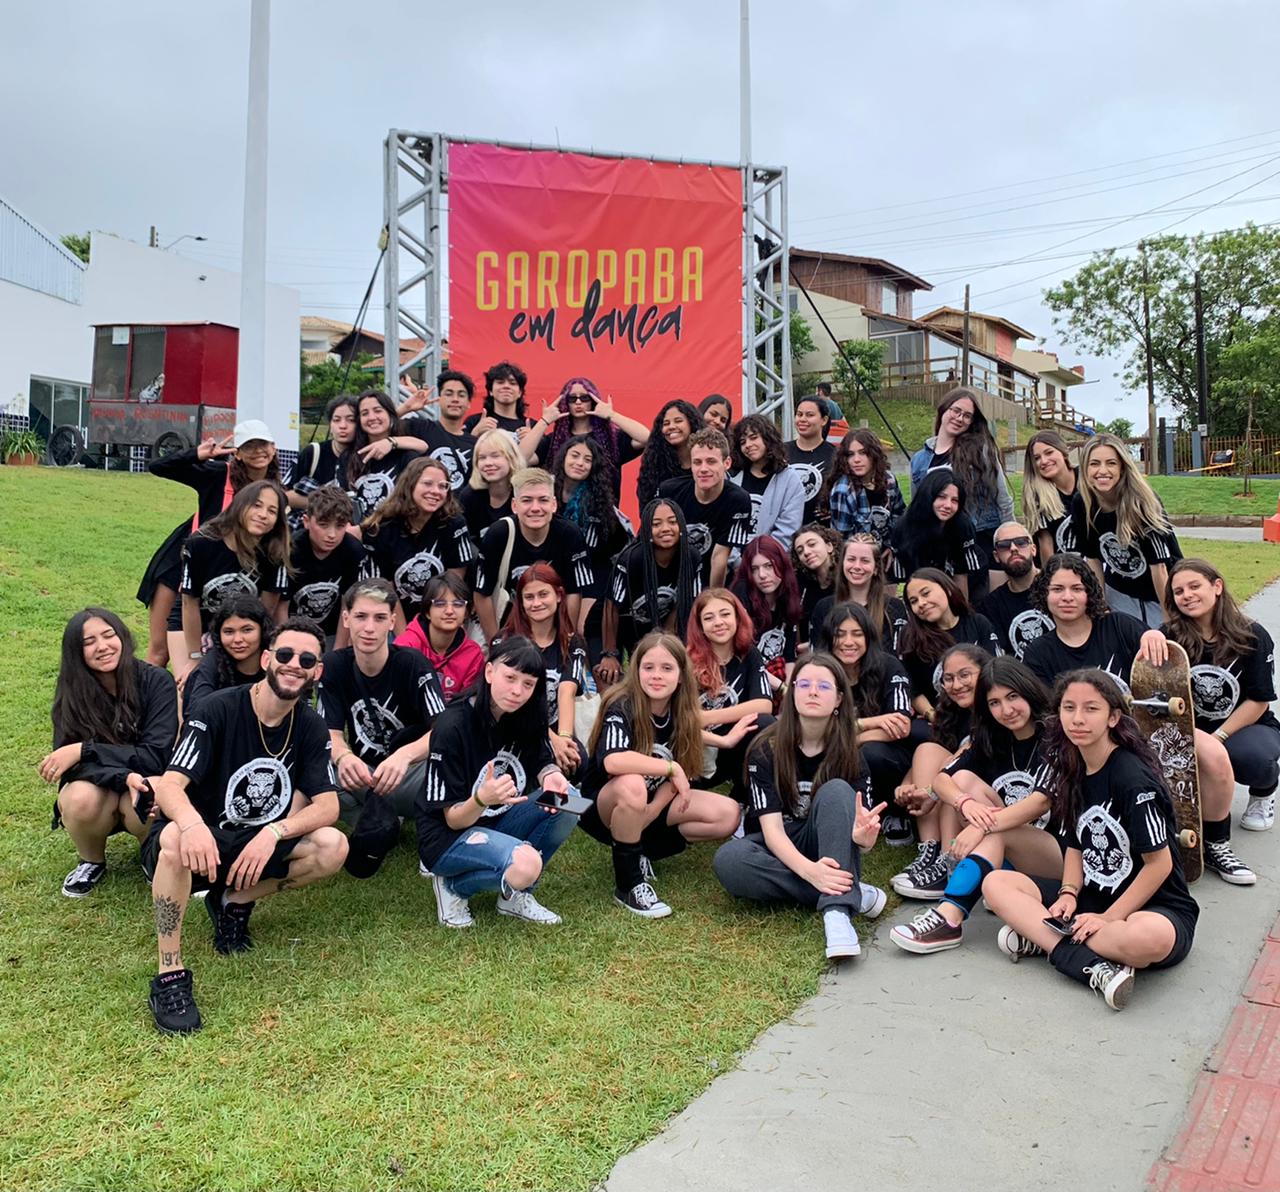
top-left (473, 791), bottom-right (487, 809)
top-left (268, 823), bottom-right (285, 842)
top-left (179, 821), bottom-right (202, 835)
top-left (389, 436), bottom-right (397, 450)
top-left (333, 750), bottom-right (352, 765)
top-left (1214, 729), bottom-right (1230, 743)
top-left (957, 795), bottom-right (973, 814)
top-left (925, 786), bottom-right (939, 803)
top-left (1058, 884), bottom-right (1079, 896)
top-left (189, 652), bottom-right (203, 660)
top-left (666, 759), bottom-right (675, 779)
top-left (601, 649), bottom-right (621, 660)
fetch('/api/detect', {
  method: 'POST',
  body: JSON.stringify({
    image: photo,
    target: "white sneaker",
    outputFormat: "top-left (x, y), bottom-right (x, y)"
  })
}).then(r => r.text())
top-left (1241, 795), bottom-right (1276, 832)
top-left (497, 889), bottom-right (562, 925)
top-left (431, 874), bottom-right (474, 928)
top-left (860, 883), bottom-right (888, 920)
top-left (823, 908), bottom-right (862, 958)
top-left (418, 860), bottom-right (432, 877)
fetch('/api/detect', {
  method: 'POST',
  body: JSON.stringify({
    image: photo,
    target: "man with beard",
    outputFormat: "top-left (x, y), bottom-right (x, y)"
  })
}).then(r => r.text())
top-left (397, 371), bottom-right (478, 493)
top-left (143, 617), bottom-right (346, 1035)
top-left (979, 521), bottom-right (1054, 660)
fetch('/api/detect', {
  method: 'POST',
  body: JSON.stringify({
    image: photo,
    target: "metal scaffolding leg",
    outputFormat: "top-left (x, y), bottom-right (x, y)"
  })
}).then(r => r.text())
top-left (742, 164), bottom-right (792, 437)
top-left (383, 131), bottom-right (444, 401)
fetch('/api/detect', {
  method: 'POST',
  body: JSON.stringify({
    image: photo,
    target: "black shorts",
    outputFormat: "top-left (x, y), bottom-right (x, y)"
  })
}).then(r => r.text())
top-left (1025, 875), bottom-right (1194, 970)
top-left (141, 817), bottom-right (300, 890)
top-left (576, 796), bottom-right (689, 861)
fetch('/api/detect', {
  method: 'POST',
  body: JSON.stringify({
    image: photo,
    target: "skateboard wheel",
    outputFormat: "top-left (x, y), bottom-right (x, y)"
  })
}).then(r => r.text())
top-left (1168, 697), bottom-right (1186, 716)
top-left (1178, 829), bottom-right (1198, 849)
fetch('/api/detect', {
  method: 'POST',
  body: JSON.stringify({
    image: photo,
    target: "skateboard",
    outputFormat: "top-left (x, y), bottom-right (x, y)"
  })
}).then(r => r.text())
top-left (1129, 639), bottom-right (1203, 882)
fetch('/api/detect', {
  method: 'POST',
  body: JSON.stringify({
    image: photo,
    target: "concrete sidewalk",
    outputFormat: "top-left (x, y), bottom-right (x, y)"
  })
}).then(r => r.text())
top-left (607, 584), bottom-right (1280, 1192)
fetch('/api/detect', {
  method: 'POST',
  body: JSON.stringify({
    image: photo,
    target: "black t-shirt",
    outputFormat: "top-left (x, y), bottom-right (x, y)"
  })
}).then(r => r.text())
top-left (1068, 748), bottom-right (1199, 923)
top-left (979, 582), bottom-right (1056, 661)
top-left (754, 601), bottom-right (798, 668)
top-left (808, 594), bottom-right (909, 656)
top-left (561, 503), bottom-right (629, 601)
top-left (785, 440), bottom-right (836, 524)
top-left (700, 649), bottom-right (772, 736)
top-left (180, 535), bottom-right (289, 631)
top-left (656, 476), bottom-right (753, 583)
top-left (536, 430), bottom-right (643, 493)
top-left (609, 546), bottom-right (699, 635)
top-left (288, 532), bottom-right (367, 637)
top-left (404, 417), bottom-right (475, 492)
top-left (890, 514), bottom-right (984, 582)
top-left (285, 440), bottom-right (344, 493)
top-left (744, 738), bottom-right (869, 835)
top-left (943, 729), bottom-right (1052, 829)
top-left (902, 613), bottom-right (1003, 701)
top-left (1070, 493), bottom-right (1182, 602)
top-left (476, 516), bottom-right (593, 602)
top-left (168, 685), bottom-right (335, 829)
top-left (539, 636), bottom-right (588, 724)
top-left (459, 486), bottom-right (513, 542)
top-left (182, 652), bottom-right (261, 723)
top-left (1037, 496), bottom-right (1079, 558)
top-left (463, 410), bottom-right (531, 437)
top-left (317, 645), bottom-right (445, 765)
top-left (798, 572), bottom-right (834, 639)
top-left (415, 695), bottom-right (557, 868)
top-left (735, 469), bottom-right (771, 533)
top-left (585, 700), bottom-right (678, 799)
top-left (1023, 612), bottom-right (1147, 695)
top-left (851, 653), bottom-right (913, 719)
top-left (1173, 622), bottom-right (1280, 733)
top-left (363, 516), bottom-right (477, 611)
top-left (344, 447), bottom-right (420, 517)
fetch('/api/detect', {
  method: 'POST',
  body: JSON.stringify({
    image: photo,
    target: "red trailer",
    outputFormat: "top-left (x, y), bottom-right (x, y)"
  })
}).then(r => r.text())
top-left (51, 322), bottom-right (240, 465)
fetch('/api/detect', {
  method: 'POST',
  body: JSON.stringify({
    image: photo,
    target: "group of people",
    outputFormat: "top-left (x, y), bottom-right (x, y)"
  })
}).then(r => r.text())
top-left (39, 369), bottom-right (1279, 1035)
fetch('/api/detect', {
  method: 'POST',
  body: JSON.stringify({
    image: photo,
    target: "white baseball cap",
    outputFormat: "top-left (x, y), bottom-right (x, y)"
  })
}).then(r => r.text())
top-left (233, 419), bottom-right (276, 447)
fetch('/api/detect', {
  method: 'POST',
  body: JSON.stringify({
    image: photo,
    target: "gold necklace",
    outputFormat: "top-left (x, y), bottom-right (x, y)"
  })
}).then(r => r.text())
top-left (251, 682), bottom-right (295, 759)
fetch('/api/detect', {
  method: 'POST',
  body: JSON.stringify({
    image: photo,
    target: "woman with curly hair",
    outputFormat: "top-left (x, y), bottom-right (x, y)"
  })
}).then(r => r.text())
top-left (889, 468), bottom-right (987, 601)
top-left (729, 415), bottom-right (806, 550)
top-left (552, 434), bottom-right (628, 579)
top-left (581, 633), bottom-right (741, 918)
top-left (636, 399), bottom-right (703, 509)
top-left (182, 595), bottom-right (270, 721)
top-left (523, 376), bottom-right (650, 495)
top-left (362, 456), bottom-right (476, 625)
top-left (731, 535), bottom-right (804, 693)
top-left (984, 669), bottom-right (1199, 1011)
top-left (39, 608), bottom-right (178, 898)
top-left (1071, 433), bottom-right (1182, 626)
top-left (1021, 430), bottom-right (1078, 559)
top-left (822, 428), bottom-right (906, 543)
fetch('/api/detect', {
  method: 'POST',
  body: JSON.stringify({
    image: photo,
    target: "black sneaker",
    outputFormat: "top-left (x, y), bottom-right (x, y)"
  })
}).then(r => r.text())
top-left (1204, 839), bottom-right (1257, 886)
top-left (1084, 960), bottom-right (1135, 1010)
top-left (882, 813), bottom-right (914, 849)
top-left (615, 882), bottom-right (672, 919)
top-left (894, 857), bottom-right (949, 900)
top-left (61, 859), bottom-right (106, 899)
top-left (205, 889), bottom-right (255, 954)
top-left (149, 969), bottom-right (202, 1034)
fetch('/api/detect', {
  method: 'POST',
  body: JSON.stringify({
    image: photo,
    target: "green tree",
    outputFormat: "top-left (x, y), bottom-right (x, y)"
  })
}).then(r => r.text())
top-left (1213, 316), bottom-right (1280, 434)
top-left (789, 312), bottom-right (815, 363)
top-left (299, 353), bottom-right (384, 421)
top-left (830, 339), bottom-right (885, 417)
top-left (1099, 416), bottom-right (1134, 438)
top-left (60, 232), bottom-right (90, 262)
top-left (1043, 224), bottom-right (1280, 428)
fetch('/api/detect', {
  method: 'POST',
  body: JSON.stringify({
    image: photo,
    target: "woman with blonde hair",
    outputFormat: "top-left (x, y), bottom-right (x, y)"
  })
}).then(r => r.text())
top-left (1071, 434), bottom-right (1181, 626)
top-left (1021, 431), bottom-right (1078, 560)
top-left (459, 429), bottom-right (523, 541)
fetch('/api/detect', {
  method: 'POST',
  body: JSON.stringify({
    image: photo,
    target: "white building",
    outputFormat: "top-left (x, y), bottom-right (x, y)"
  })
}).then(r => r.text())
top-left (0, 197), bottom-right (301, 451)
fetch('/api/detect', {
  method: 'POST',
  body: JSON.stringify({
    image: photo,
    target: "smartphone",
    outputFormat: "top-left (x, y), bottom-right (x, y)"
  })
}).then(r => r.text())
top-left (1043, 915), bottom-right (1076, 936)
top-left (537, 787), bottom-right (593, 817)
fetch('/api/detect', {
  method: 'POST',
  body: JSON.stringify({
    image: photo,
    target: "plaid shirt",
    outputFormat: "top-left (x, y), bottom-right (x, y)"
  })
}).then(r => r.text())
top-left (828, 473), bottom-right (906, 543)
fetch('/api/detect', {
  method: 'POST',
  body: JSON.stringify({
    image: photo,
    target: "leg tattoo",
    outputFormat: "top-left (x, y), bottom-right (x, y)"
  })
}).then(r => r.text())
top-left (153, 895), bottom-right (181, 937)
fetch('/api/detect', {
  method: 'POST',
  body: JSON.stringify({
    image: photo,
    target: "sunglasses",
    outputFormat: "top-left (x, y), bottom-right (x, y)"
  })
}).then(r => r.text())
top-left (567, 392), bottom-right (596, 404)
top-left (272, 647), bottom-right (319, 669)
top-left (995, 536), bottom-right (1033, 551)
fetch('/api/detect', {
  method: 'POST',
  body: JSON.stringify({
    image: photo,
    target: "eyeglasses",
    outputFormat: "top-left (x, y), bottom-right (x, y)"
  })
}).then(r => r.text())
top-left (941, 669), bottom-right (979, 686)
top-left (272, 647), bottom-right (319, 669)
top-left (995, 536), bottom-right (1033, 551)
top-left (947, 407), bottom-right (975, 422)
top-left (431, 599), bottom-right (468, 610)
top-left (795, 679), bottom-right (836, 693)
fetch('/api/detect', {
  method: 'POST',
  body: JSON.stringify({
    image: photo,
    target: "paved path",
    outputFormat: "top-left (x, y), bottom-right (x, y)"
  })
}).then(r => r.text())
top-left (607, 585), bottom-right (1280, 1192)
top-left (1178, 526), bottom-right (1266, 542)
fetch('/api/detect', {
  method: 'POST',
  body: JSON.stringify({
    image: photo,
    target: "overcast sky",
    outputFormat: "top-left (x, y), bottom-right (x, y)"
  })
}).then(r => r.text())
top-left (6, 0), bottom-right (1280, 431)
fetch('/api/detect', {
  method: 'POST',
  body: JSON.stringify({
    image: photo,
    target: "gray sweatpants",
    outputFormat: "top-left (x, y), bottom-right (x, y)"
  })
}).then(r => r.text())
top-left (337, 759), bottom-right (426, 824)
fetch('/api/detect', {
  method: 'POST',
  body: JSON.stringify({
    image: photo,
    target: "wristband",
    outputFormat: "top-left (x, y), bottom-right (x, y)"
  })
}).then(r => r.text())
top-left (666, 759), bottom-right (675, 780)
top-left (925, 786), bottom-right (939, 803)
top-left (1058, 884), bottom-right (1079, 896)
top-left (389, 436), bottom-right (397, 450)
top-left (189, 652), bottom-right (203, 660)
top-left (473, 791), bottom-right (487, 809)
top-left (268, 823), bottom-right (285, 842)
top-left (601, 649), bottom-right (621, 661)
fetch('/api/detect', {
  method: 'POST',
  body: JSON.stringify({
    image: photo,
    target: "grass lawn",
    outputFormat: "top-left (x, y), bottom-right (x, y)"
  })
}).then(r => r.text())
top-left (3, 465), bottom-right (1279, 1191)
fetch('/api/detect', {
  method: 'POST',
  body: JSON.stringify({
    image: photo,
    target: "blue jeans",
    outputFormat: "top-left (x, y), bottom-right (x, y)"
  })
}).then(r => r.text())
top-left (432, 794), bottom-right (577, 897)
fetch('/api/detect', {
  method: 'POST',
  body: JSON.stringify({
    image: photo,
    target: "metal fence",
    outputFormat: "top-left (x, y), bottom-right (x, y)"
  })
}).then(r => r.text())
top-left (1171, 433), bottom-right (1280, 475)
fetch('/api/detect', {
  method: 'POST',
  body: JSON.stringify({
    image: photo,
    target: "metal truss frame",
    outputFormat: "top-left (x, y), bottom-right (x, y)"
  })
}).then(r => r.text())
top-left (382, 133), bottom-right (790, 432)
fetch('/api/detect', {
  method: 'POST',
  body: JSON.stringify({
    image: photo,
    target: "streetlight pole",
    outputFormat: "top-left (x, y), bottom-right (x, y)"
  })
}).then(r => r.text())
top-left (1140, 242), bottom-right (1158, 474)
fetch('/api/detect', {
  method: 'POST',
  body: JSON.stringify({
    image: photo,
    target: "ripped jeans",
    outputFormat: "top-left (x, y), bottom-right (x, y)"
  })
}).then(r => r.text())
top-left (430, 795), bottom-right (577, 896)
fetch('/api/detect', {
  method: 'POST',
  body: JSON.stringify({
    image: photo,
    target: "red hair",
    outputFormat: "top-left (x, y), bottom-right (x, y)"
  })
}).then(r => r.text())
top-left (731, 535), bottom-right (803, 634)
top-left (685, 587), bottom-right (756, 695)
top-left (507, 563), bottom-right (575, 657)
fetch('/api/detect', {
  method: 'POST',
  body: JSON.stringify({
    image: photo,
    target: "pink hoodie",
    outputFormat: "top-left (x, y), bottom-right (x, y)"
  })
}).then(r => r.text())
top-left (394, 620), bottom-right (485, 703)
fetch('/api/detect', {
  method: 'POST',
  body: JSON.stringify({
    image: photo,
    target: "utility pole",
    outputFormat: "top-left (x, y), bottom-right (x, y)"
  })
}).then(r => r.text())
top-left (1194, 269), bottom-right (1209, 434)
top-left (739, 0), bottom-right (753, 421)
top-left (148, 225), bottom-right (157, 248)
top-left (236, 0), bottom-right (271, 425)
top-left (1140, 242), bottom-right (1158, 474)
top-left (961, 284), bottom-right (971, 388)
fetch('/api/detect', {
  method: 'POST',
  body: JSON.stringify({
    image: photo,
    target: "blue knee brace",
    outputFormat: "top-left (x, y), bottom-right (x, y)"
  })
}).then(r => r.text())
top-left (940, 855), bottom-right (994, 920)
